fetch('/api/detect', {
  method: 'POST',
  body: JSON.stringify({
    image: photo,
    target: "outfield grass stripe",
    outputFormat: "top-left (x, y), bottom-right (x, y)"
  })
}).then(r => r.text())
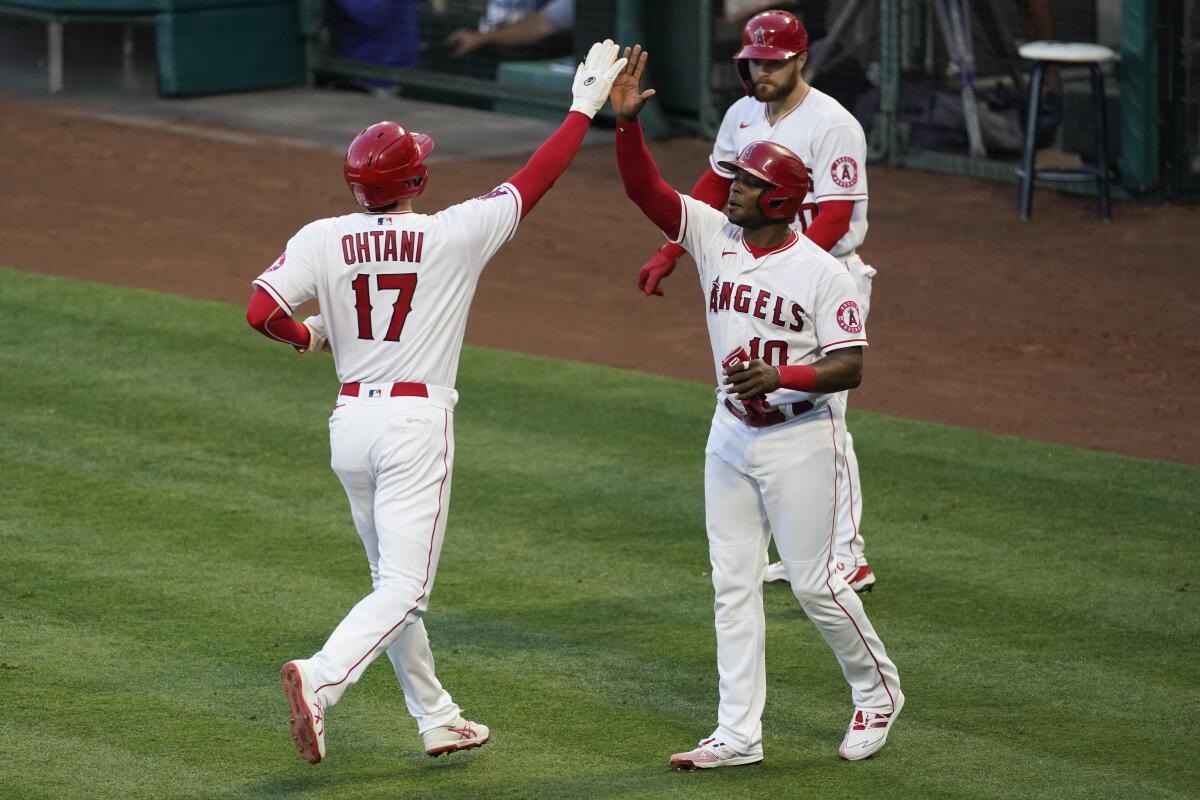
top-left (1, 269), bottom-right (1197, 799)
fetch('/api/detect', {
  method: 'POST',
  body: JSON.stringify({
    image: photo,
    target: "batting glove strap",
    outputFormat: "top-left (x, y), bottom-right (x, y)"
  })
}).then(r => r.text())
top-left (569, 39), bottom-right (627, 118)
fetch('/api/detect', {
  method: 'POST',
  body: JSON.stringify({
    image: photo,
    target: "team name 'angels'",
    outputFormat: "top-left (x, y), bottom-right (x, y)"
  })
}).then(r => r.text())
top-left (710, 278), bottom-right (805, 332)
top-left (340, 229), bottom-right (425, 265)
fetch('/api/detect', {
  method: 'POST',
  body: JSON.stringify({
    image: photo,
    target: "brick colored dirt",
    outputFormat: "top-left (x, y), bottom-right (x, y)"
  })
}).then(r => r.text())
top-left (2, 102), bottom-right (1197, 465)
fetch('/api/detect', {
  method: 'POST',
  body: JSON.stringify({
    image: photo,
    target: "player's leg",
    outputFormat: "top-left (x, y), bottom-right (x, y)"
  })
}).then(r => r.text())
top-left (671, 412), bottom-right (769, 768)
top-left (832, 254), bottom-right (875, 589)
top-left (304, 402), bottom-right (455, 709)
top-left (758, 410), bottom-right (902, 756)
top-left (385, 621), bottom-right (461, 732)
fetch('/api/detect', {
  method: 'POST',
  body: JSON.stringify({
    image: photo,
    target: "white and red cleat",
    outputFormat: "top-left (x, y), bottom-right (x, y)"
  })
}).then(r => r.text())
top-left (423, 716), bottom-right (491, 757)
top-left (670, 737), bottom-right (763, 770)
top-left (838, 564), bottom-right (877, 593)
top-left (838, 692), bottom-right (905, 760)
top-left (280, 660), bottom-right (326, 764)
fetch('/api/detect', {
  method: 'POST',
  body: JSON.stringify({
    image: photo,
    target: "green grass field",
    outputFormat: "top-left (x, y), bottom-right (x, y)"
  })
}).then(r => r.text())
top-left (1, 268), bottom-right (1197, 800)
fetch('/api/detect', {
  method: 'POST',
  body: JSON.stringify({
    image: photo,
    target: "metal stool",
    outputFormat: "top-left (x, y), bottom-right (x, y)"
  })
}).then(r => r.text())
top-left (1017, 41), bottom-right (1116, 220)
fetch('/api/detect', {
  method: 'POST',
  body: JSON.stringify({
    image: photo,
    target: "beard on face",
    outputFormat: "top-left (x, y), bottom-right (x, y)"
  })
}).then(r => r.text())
top-left (753, 63), bottom-right (797, 103)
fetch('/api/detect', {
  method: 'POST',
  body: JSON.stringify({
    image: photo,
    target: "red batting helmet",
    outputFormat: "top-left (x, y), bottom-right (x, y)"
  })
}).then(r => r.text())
top-left (717, 140), bottom-right (811, 221)
top-left (733, 9), bottom-right (810, 95)
top-left (344, 121), bottom-right (435, 209)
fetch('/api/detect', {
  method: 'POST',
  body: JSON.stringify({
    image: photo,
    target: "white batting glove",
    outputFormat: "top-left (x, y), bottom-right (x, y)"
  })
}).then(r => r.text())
top-left (569, 39), bottom-right (627, 119)
top-left (299, 314), bottom-right (329, 354)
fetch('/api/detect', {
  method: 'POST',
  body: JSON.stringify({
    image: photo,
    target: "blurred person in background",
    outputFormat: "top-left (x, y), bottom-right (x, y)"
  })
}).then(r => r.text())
top-left (445, 0), bottom-right (574, 57)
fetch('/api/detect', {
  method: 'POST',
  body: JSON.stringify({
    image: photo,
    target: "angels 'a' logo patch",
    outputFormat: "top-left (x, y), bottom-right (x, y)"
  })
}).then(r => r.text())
top-left (753, 27), bottom-right (767, 46)
top-left (478, 186), bottom-right (509, 201)
top-left (831, 156), bottom-right (859, 188)
top-left (265, 252), bottom-right (286, 272)
top-left (837, 300), bottom-right (863, 333)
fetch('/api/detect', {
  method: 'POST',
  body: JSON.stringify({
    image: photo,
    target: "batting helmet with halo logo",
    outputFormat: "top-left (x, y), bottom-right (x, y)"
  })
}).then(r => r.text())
top-left (733, 9), bottom-right (810, 95)
top-left (344, 121), bottom-right (435, 209)
top-left (717, 140), bottom-right (811, 221)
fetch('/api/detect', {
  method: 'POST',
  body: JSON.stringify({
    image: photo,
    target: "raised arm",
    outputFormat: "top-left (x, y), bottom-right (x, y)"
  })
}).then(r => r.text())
top-left (506, 40), bottom-right (626, 218)
top-left (611, 46), bottom-right (682, 238)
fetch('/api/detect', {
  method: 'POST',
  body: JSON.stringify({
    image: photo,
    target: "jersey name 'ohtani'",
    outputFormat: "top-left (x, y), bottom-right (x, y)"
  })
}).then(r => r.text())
top-left (673, 194), bottom-right (868, 416)
top-left (253, 182), bottom-right (524, 388)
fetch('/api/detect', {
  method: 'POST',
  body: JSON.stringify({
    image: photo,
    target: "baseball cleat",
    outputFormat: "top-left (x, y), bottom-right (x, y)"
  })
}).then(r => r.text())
top-left (839, 564), bottom-right (876, 593)
top-left (423, 716), bottom-right (490, 757)
top-left (838, 691), bottom-right (904, 761)
top-left (281, 660), bottom-right (325, 764)
top-left (670, 737), bottom-right (763, 770)
top-left (764, 560), bottom-right (788, 583)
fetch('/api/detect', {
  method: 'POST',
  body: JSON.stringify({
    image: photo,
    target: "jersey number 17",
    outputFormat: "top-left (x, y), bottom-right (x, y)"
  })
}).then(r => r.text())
top-left (351, 272), bottom-right (418, 341)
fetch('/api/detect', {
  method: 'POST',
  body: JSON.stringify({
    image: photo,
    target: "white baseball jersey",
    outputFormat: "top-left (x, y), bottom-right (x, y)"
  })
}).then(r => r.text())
top-left (254, 183), bottom-right (523, 388)
top-left (673, 193), bottom-right (867, 414)
top-left (711, 87), bottom-right (868, 258)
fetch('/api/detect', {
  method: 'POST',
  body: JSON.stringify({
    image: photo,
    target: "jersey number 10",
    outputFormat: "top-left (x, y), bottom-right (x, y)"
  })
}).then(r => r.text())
top-left (351, 273), bottom-right (419, 342)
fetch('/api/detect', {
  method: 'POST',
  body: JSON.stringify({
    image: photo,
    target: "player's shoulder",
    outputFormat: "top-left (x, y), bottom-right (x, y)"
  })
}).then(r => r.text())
top-left (440, 182), bottom-right (520, 219)
top-left (722, 95), bottom-right (763, 125)
top-left (797, 88), bottom-right (865, 135)
top-left (789, 233), bottom-right (852, 279)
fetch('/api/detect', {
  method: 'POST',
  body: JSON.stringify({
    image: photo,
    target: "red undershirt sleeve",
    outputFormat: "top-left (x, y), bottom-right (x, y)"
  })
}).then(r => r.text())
top-left (246, 287), bottom-right (310, 350)
top-left (507, 110), bottom-right (592, 220)
top-left (615, 118), bottom-right (683, 239)
top-left (804, 199), bottom-right (854, 252)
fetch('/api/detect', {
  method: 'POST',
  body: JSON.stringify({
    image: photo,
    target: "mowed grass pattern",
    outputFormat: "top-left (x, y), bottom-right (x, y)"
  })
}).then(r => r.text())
top-left (0, 268), bottom-right (1197, 800)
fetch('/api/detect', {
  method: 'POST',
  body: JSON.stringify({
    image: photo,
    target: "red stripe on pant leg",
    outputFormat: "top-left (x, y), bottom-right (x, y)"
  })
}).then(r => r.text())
top-left (823, 408), bottom-right (896, 712)
top-left (317, 408), bottom-right (452, 695)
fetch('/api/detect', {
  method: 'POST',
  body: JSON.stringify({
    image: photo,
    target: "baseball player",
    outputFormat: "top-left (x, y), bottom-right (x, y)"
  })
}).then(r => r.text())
top-left (637, 10), bottom-right (877, 592)
top-left (245, 39), bottom-right (628, 765)
top-left (611, 45), bottom-right (902, 769)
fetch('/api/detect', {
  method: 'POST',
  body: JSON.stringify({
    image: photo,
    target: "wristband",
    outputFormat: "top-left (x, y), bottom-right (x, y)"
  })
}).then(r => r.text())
top-left (777, 364), bottom-right (817, 392)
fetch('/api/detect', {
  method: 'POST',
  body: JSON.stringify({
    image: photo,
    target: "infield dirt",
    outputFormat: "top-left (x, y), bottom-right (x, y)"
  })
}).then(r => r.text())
top-left (2, 101), bottom-right (1197, 465)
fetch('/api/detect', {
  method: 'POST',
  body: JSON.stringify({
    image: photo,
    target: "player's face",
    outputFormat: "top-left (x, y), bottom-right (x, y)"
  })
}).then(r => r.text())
top-left (748, 57), bottom-right (800, 102)
top-left (726, 169), bottom-right (772, 228)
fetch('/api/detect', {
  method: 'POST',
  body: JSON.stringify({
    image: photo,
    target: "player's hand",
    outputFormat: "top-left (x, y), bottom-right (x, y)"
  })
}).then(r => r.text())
top-left (298, 315), bottom-right (330, 354)
top-left (569, 39), bottom-right (627, 119)
top-left (637, 246), bottom-right (677, 296)
top-left (610, 44), bottom-right (656, 121)
top-left (445, 29), bottom-right (486, 57)
top-left (723, 359), bottom-right (781, 401)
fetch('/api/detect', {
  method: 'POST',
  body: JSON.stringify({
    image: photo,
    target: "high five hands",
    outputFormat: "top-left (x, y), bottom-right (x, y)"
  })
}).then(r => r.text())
top-left (610, 45), bottom-right (657, 121)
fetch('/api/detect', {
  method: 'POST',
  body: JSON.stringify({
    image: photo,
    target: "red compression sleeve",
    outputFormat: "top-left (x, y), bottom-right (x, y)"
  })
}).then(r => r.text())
top-left (508, 110), bottom-right (592, 220)
top-left (656, 169), bottom-right (734, 260)
top-left (777, 364), bottom-right (817, 392)
top-left (804, 199), bottom-right (854, 252)
top-left (616, 119), bottom-right (683, 239)
top-left (246, 288), bottom-right (310, 350)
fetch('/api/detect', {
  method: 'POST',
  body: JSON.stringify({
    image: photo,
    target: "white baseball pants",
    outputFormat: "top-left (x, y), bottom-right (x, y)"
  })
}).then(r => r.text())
top-left (299, 387), bottom-right (462, 734)
top-left (706, 403), bottom-right (900, 754)
top-left (833, 252), bottom-right (876, 571)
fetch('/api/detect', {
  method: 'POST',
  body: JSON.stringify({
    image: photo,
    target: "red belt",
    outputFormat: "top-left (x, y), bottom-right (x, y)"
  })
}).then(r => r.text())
top-left (724, 398), bottom-right (814, 428)
top-left (339, 381), bottom-right (429, 398)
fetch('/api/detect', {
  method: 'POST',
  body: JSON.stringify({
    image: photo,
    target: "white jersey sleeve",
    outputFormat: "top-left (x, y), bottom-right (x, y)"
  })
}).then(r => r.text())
top-left (815, 270), bottom-right (869, 353)
top-left (810, 123), bottom-right (868, 202)
top-left (436, 181), bottom-right (523, 276)
top-left (252, 221), bottom-right (323, 314)
top-left (709, 101), bottom-right (745, 178)
top-left (671, 193), bottom-right (732, 281)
